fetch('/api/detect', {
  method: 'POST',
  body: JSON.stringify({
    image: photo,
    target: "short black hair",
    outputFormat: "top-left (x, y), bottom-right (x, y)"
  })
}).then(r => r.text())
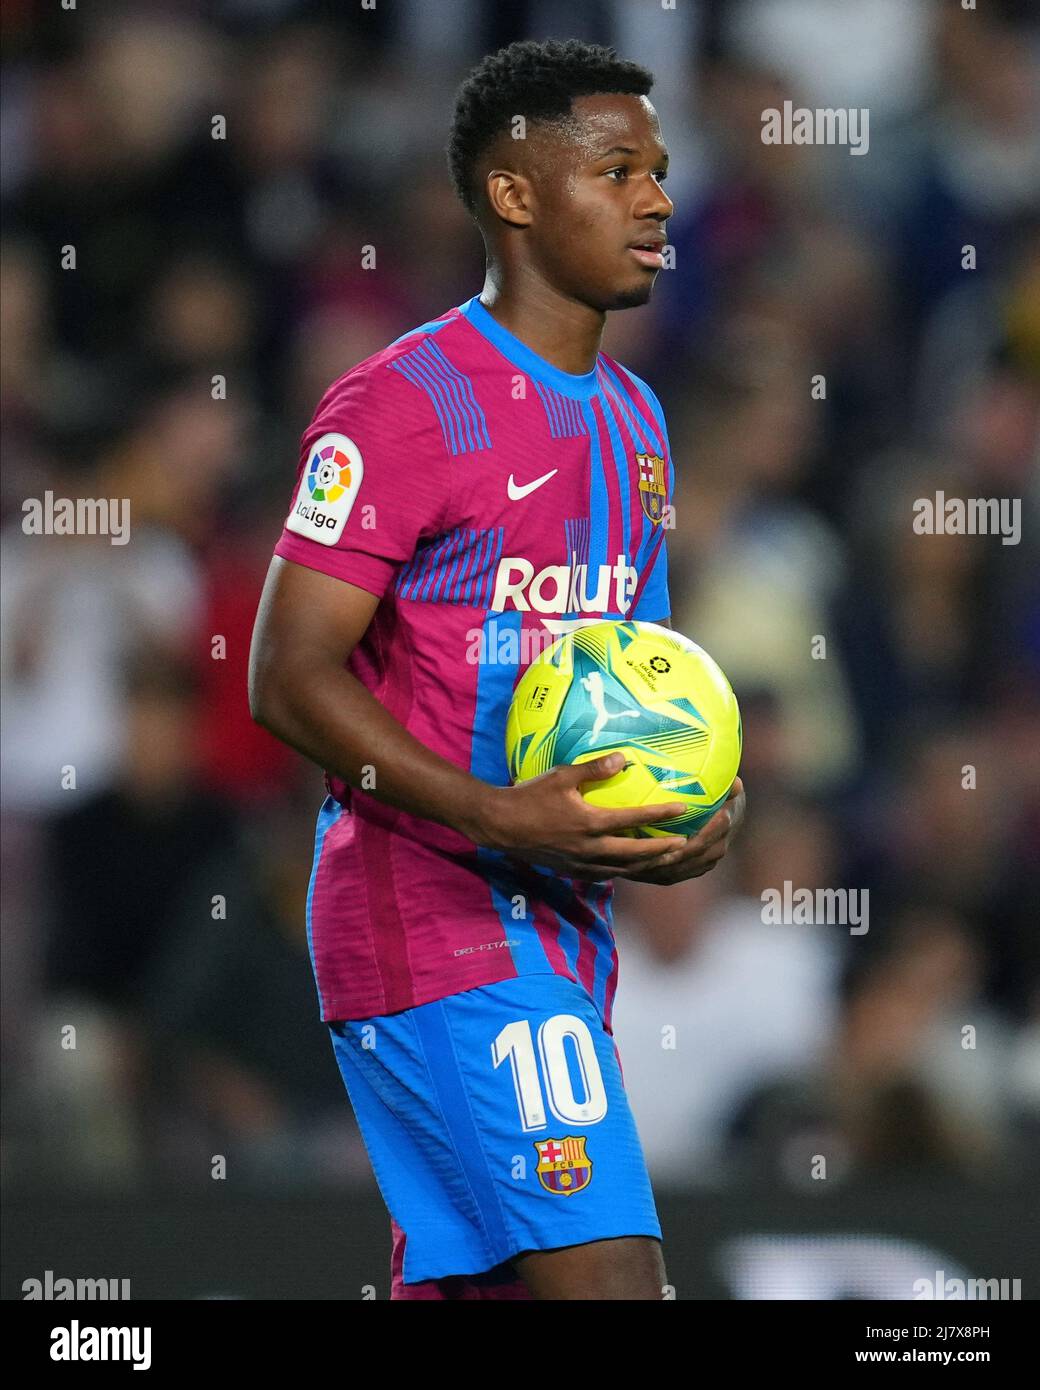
top-left (447, 39), bottom-right (654, 216)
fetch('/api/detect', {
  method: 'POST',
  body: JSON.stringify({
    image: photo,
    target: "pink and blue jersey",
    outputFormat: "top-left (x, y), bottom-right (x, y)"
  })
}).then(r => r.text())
top-left (274, 295), bottom-right (673, 1028)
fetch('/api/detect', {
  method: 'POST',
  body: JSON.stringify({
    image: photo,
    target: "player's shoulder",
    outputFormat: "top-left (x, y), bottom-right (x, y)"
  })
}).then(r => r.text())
top-left (596, 350), bottom-right (666, 422)
top-left (312, 304), bottom-right (467, 421)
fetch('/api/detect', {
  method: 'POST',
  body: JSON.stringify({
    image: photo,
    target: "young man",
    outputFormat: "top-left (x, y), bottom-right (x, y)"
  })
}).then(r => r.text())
top-left (249, 39), bottom-right (744, 1301)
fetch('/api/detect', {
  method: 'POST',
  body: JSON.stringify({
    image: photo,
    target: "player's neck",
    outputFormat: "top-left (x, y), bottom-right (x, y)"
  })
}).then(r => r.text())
top-left (477, 274), bottom-right (605, 376)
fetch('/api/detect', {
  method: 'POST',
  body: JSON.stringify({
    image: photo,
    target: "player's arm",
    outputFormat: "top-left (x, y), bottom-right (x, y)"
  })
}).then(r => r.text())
top-left (248, 557), bottom-right (694, 881)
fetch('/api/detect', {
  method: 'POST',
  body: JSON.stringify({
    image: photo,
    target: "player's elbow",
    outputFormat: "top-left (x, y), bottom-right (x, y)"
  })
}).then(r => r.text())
top-left (247, 674), bottom-right (274, 731)
top-left (247, 637), bottom-right (295, 736)
top-left (247, 667), bottom-right (280, 734)
top-left (248, 636), bottom-right (336, 750)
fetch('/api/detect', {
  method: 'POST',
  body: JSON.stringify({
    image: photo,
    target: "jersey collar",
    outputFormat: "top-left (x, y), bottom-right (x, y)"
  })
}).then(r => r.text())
top-left (459, 294), bottom-right (601, 401)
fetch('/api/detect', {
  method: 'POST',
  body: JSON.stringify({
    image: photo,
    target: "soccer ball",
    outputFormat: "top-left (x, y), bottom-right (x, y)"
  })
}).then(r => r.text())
top-left (505, 620), bottom-right (742, 838)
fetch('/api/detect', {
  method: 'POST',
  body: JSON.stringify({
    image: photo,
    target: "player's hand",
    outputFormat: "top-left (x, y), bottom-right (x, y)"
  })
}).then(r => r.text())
top-left (467, 752), bottom-right (692, 881)
top-left (615, 777), bottom-right (746, 885)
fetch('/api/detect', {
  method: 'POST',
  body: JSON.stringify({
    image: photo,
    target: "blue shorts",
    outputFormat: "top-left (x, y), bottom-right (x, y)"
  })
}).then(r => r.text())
top-left (328, 973), bottom-right (661, 1284)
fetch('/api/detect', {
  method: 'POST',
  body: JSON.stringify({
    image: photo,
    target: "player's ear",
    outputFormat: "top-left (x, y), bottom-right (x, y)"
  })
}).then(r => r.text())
top-left (485, 168), bottom-right (535, 229)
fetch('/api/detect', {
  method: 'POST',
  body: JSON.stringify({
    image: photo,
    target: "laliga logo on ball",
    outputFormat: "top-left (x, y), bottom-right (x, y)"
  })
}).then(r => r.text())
top-left (306, 445), bottom-right (352, 503)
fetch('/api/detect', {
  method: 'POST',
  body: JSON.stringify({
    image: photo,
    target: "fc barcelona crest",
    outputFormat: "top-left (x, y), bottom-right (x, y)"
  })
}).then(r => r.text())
top-left (534, 1136), bottom-right (593, 1196)
top-left (636, 452), bottom-right (667, 523)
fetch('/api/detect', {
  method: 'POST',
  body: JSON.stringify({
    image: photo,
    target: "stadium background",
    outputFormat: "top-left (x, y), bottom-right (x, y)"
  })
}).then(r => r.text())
top-left (2, 0), bottom-right (1038, 1300)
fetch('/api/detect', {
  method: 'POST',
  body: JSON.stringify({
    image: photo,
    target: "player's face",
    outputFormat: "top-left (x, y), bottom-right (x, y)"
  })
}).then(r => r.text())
top-left (533, 94), bottom-right (673, 312)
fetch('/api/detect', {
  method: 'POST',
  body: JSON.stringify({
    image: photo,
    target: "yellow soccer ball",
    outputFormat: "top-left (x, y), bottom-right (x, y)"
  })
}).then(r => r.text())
top-left (505, 620), bottom-right (742, 837)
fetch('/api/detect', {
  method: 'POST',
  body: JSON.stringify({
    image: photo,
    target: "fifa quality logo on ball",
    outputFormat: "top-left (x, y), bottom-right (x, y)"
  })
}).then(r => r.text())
top-left (306, 444), bottom-right (352, 503)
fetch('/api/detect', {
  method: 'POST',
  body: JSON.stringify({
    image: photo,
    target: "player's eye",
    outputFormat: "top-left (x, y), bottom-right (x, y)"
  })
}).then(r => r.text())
top-left (605, 166), bottom-right (628, 182)
top-left (654, 169), bottom-right (668, 182)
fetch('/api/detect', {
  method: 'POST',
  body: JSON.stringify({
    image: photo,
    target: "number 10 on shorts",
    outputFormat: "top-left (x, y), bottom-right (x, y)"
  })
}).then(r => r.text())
top-left (492, 1014), bottom-right (608, 1131)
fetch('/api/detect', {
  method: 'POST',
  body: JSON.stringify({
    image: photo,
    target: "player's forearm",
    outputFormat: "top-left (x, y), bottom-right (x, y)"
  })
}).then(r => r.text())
top-left (252, 662), bottom-right (498, 839)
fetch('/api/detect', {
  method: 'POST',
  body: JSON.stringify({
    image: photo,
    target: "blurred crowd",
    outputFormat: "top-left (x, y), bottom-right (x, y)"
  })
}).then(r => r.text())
top-left (1, 0), bottom-right (1038, 1197)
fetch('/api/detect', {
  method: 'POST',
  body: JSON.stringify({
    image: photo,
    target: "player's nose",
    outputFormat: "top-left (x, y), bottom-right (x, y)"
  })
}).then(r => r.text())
top-left (637, 179), bottom-right (673, 223)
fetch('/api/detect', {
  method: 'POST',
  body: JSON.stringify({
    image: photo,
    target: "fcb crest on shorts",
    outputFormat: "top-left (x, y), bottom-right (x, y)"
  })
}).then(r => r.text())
top-left (636, 453), bottom-right (667, 523)
top-left (534, 1136), bottom-right (593, 1196)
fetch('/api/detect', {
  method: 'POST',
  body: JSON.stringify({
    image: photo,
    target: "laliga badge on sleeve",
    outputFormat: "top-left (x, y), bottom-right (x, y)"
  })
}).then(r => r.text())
top-left (285, 433), bottom-right (364, 545)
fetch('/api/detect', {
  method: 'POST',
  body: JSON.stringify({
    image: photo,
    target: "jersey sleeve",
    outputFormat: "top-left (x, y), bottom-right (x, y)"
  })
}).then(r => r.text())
top-left (273, 362), bottom-right (451, 599)
top-left (629, 377), bottom-right (674, 623)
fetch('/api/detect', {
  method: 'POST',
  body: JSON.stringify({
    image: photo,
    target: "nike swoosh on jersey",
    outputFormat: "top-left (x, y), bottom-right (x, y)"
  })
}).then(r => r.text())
top-left (507, 468), bottom-right (559, 500)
